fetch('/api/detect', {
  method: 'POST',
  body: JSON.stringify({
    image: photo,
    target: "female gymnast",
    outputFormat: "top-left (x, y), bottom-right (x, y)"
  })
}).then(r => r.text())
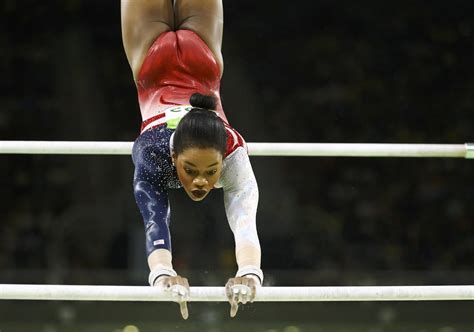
top-left (121, 0), bottom-right (263, 319)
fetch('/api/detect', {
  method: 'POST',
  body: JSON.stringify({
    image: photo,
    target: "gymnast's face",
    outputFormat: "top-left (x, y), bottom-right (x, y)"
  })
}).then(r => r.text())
top-left (173, 147), bottom-right (223, 201)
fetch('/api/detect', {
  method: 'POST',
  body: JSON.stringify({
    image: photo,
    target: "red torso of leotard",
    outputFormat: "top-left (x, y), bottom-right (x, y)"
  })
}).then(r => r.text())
top-left (136, 30), bottom-right (227, 125)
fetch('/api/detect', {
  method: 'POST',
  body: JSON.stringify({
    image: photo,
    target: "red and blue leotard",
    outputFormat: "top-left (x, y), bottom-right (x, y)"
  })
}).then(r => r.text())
top-left (132, 31), bottom-right (260, 261)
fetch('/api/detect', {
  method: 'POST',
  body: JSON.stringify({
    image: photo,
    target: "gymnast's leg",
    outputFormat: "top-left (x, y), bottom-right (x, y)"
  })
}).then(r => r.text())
top-left (174, 0), bottom-right (224, 76)
top-left (121, 0), bottom-right (175, 78)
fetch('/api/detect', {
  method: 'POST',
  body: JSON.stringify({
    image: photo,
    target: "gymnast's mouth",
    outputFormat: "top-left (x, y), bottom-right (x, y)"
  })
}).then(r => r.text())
top-left (191, 189), bottom-right (207, 199)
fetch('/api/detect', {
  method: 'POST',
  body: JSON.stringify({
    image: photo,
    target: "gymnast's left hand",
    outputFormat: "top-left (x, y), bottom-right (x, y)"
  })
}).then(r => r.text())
top-left (225, 276), bottom-right (259, 318)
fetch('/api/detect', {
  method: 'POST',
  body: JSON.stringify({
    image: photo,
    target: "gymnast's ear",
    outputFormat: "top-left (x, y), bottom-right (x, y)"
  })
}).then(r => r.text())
top-left (172, 152), bottom-right (177, 166)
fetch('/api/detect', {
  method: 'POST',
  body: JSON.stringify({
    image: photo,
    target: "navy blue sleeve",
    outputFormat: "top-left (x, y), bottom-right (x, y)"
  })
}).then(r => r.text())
top-left (132, 128), bottom-right (176, 256)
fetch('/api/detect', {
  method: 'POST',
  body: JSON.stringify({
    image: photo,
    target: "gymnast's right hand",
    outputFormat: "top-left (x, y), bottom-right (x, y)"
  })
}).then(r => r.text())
top-left (154, 275), bottom-right (190, 320)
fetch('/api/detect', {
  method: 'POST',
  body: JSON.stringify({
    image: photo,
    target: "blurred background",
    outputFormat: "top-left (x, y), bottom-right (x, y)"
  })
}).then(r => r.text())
top-left (1, 0), bottom-right (474, 331)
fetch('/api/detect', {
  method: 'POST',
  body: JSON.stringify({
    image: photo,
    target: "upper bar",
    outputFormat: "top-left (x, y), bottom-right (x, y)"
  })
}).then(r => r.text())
top-left (467, 143), bottom-right (474, 159)
top-left (249, 143), bottom-right (468, 158)
top-left (1, 284), bottom-right (474, 302)
top-left (0, 141), bottom-right (472, 158)
top-left (0, 141), bottom-right (134, 155)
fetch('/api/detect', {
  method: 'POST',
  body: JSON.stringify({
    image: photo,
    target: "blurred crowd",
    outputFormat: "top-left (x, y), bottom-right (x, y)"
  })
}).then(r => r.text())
top-left (1, 0), bottom-right (473, 286)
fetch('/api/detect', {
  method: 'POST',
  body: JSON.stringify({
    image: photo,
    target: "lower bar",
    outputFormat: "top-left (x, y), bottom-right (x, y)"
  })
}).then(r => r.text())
top-left (1, 285), bottom-right (474, 302)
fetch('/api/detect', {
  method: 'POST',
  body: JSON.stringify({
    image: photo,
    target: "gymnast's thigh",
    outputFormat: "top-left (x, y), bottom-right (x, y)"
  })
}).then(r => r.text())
top-left (121, 0), bottom-right (174, 78)
top-left (174, 0), bottom-right (224, 76)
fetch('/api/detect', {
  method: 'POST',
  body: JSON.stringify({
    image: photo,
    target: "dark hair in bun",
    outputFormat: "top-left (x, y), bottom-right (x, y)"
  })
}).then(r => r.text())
top-left (173, 93), bottom-right (227, 156)
top-left (189, 92), bottom-right (217, 110)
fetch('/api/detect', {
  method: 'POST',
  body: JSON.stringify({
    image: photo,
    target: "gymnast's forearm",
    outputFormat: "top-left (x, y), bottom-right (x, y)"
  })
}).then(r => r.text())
top-left (148, 248), bottom-right (173, 270)
top-left (236, 242), bottom-right (261, 269)
top-left (234, 237), bottom-right (263, 284)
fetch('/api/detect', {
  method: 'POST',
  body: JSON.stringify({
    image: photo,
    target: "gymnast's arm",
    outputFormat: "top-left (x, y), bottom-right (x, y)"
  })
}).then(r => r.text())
top-left (132, 145), bottom-right (176, 284)
top-left (221, 148), bottom-right (263, 284)
top-left (132, 143), bottom-right (190, 319)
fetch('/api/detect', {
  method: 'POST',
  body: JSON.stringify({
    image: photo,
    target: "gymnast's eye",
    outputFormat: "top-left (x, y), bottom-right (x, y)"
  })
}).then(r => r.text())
top-left (185, 168), bottom-right (197, 176)
top-left (207, 169), bottom-right (217, 176)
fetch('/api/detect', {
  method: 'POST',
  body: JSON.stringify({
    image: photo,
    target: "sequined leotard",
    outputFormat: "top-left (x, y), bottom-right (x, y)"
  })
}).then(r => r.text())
top-left (132, 30), bottom-right (261, 258)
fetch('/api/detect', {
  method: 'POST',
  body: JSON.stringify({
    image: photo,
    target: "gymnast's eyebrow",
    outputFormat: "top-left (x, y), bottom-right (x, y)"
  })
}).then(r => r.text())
top-left (184, 161), bottom-right (218, 168)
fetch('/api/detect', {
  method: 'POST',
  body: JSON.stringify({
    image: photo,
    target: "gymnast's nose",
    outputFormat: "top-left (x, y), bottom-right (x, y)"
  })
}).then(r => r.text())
top-left (193, 176), bottom-right (207, 188)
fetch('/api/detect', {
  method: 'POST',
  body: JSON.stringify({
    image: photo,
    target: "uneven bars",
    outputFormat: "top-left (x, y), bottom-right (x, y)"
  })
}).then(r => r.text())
top-left (0, 141), bottom-right (473, 158)
top-left (1, 285), bottom-right (474, 302)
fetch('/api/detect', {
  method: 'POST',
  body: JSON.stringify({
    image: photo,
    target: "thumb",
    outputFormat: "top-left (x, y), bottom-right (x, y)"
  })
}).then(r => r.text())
top-left (179, 301), bottom-right (189, 320)
top-left (230, 301), bottom-right (239, 318)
